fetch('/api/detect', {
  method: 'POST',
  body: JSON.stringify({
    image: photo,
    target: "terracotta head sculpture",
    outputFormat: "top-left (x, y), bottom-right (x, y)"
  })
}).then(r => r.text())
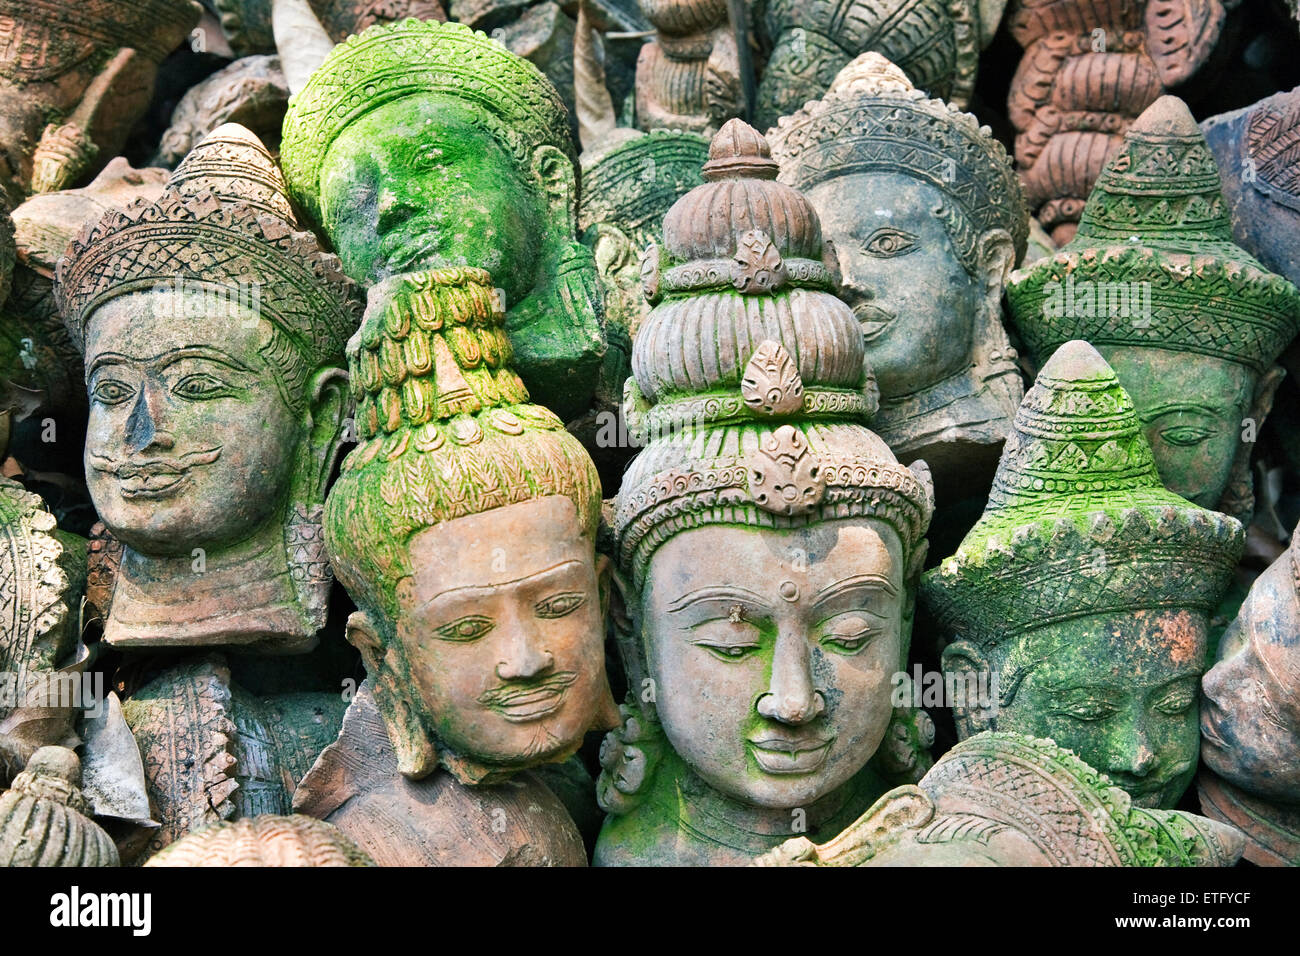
top-left (754, 0), bottom-right (1005, 131)
top-left (280, 19), bottom-right (607, 421)
top-left (0, 0), bottom-right (200, 205)
top-left (324, 266), bottom-right (617, 786)
top-left (756, 732), bottom-right (1245, 867)
top-left (768, 54), bottom-right (1028, 485)
top-left (597, 120), bottom-right (935, 866)
top-left (54, 124), bottom-right (364, 651)
top-left (633, 0), bottom-right (746, 135)
top-left (923, 340), bottom-right (1244, 810)
top-left (1006, 96), bottom-right (1300, 524)
top-left (1199, 520), bottom-right (1300, 866)
top-left (1006, 0), bottom-right (1231, 243)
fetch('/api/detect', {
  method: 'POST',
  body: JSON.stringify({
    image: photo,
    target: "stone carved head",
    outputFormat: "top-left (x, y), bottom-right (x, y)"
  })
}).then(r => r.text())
top-left (324, 267), bottom-right (618, 786)
top-left (755, 732), bottom-right (1245, 867)
top-left (597, 121), bottom-right (935, 864)
top-left (1005, 0), bottom-right (1231, 243)
top-left (923, 341), bottom-right (1244, 810)
top-left (0, 0), bottom-right (200, 206)
top-left (54, 124), bottom-right (364, 651)
top-left (280, 19), bottom-right (607, 421)
top-left (1007, 96), bottom-right (1300, 525)
top-left (1198, 520), bottom-right (1300, 864)
top-left (768, 54), bottom-right (1028, 481)
top-left (754, 0), bottom-right (1002, 131)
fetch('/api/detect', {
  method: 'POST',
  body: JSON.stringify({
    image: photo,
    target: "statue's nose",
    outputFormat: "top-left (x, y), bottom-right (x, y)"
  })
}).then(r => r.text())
top-left (125, 382), bottom-right (175, 454)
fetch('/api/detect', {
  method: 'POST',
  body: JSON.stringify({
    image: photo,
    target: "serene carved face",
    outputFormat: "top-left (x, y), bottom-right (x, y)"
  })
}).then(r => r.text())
top-left (966, 608), bottom-right (1206, 809)
top-left (1100, 346), bottom-right (1254, 510)
top-left (82, 290), bottom-right (303, 557)
top-left (808, 172), bottom-right (982, 397)
top-left (318, 95), bottom-right (545, 301)
top-left (393, 496), bottom-right (612, 770)
top-left (1201, 557), bottom-right (1300, 803)
top-left (642, 518), bottom-right (904, 809)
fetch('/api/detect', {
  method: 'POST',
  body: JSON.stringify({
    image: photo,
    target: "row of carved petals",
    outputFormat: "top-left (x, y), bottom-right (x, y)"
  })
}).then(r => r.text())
top-left (632, 289), bottom-right (865, 403)
top-left (663, 177), bottom-right (821, 263)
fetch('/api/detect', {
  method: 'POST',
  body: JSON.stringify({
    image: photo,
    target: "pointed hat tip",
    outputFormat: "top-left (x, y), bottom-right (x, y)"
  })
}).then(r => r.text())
top-left (1037, 339), bottom-right (1116, 385)
top-left (1130, 95), bottom-right (1201, 139)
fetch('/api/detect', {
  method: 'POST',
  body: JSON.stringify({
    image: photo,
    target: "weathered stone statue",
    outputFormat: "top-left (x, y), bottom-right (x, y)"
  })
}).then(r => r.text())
top-left (596, 120), bottom-right (936, 866)
top-left (1006, 96), bottom-right (1300, 524)
top-left (144, 815), bottom-right (375, 867)
top-left (122, 654), bottom-right (347, 863)
top-left (633, 0), bottom-right (746, 135)
top-left (0, 0), bottom-right (200, 205)
top-left (1006, 0), bottom-right (1232, 243)
top-left (768, 53), bottom-right (1028, 491)
top-left (754, 0), bottom-right (1005, 131)
top-left (0, 746), bottom-right (118, 866)
top-left (280, 19), bottom-right (607, 422)
top-left (54, 124), bottom-right (364, 651)
top-left (1202, 85), bottom-right (1300, 292)
top-left (755, 732), bottom-right (1245, 867)
top-left (923, 340), bottom-right (1244, 810)
top-left (301, 263), bottom-right (614, 864)
top-left (1199, 518), bottom-right (1300, 866)
top-left (0, 476), bottom-right (86, 759)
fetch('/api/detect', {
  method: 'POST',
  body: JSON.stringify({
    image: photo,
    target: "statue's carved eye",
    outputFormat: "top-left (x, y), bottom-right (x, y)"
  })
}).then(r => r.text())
top-left (90, 379), bottom-right (135, 406)
top-left (691, 639), bottom-right (760, 662)
top-left (437, 615), bottom-right (495, 642)
top-left (535, 592), bottom-right (586, 619)
top-left (1157, 424), bottom-right (1215, 447)
top-left (173, 373), bottom-right (236, 401)
top-left (1051, 697), bottom-right (1118, 722)
top-left (820, 626), bottom-right (876, 655)
top-left (862, 227), bottom-right (918, 258)
top-left (1152, 684), bottom-right (1196, 717)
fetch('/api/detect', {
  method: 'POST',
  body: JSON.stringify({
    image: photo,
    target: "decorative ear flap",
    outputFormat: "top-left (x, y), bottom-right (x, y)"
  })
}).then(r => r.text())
top-left (531, 144), bottom-right (578, 235)
top-left (941, 640), bottom-right (996, 738)
top-left (305, 365), bottom-right (351, 504)
top-left (344, 610), bottom-right (438, 780)
top-left (1217, 364), bottom-right (1285, 525)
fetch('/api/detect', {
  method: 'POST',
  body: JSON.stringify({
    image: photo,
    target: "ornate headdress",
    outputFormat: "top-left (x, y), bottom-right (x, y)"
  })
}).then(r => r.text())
top-left (767, 53), bottom-right (1028, 270)
top-left (922, 340), bottom-right (1243, 647)
top-left (1006, 96), bottom-right (1300, 376)
top-left (55, 124), bottom-right (361, 389)
top-left (754, 0), bottom-right (985, 131)
top-left (280, 18), bottom-right (573, 226)
top-left (0, 0), bottom-right (201, 82)
top-left (580, 130), bottom-right (709, 255)
top-left (325, 267), bottom-right (602, 617)
top-left (615, 119), bottom-right (934, 590)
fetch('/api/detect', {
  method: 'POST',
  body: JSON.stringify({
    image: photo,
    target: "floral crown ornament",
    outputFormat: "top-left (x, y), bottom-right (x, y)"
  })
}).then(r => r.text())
top-left (279, 18), bottom-right (573, 227)
top-left (1005, 95), bottom-right (1300, 376)
top-left (766, 52), bottom-right (1029, 271)
top-left (921, 340), bottom-right (1243, 647)
top-left (616, 119), bottom-right (934, 591)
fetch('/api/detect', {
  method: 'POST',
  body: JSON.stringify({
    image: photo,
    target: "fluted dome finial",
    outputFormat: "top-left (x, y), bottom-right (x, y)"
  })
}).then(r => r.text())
top-left (703, 119), bottom-right (779, 181)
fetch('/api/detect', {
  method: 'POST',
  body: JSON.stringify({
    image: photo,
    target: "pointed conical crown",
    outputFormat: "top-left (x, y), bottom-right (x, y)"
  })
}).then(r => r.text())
top-left (1006, 96), bottom-right (1300, 374)
top-left (170, 123), bottom-right (296, 222)
top-left (922, 340), bottom-right (1243, 646)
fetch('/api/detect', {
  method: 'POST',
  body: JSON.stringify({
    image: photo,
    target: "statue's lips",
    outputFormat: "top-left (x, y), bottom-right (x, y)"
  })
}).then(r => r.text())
top-left (88, 446), bottom-right (223, 500)
top-left (380, 219), bottom-right (446, 274)
top-left (852, 303), bottom-right (896, 343)
top-left (1111, 760), bottom-right (1194, 809)
top-left (748, 735), bottom-right (834, 775)
top-left (478, 671), bottom-right (578, 723)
